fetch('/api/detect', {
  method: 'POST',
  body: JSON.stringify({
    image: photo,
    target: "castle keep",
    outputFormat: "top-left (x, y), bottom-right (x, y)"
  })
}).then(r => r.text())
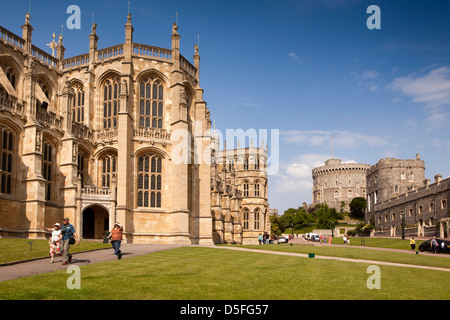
top-left (312, 154), bottom-right (449, 237)
top-left (0, 13), bottom-right (270, 245)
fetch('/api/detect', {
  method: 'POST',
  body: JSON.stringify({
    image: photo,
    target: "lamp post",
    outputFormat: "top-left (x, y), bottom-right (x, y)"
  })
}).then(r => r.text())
top-left (331, 221), bottom-right (334, 238)
top-left (401, 211), bottom-right (405, 240)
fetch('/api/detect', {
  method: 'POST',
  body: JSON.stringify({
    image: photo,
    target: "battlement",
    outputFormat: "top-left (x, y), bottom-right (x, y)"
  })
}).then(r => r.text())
top-left (312, 159), bottom-right (371, 177)
top-left (367, 154), bottom-right (425, 175)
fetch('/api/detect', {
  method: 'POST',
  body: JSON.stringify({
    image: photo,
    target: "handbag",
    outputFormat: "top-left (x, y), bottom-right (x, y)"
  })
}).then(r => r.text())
top-left (69, 236), bottom-right (75, 245)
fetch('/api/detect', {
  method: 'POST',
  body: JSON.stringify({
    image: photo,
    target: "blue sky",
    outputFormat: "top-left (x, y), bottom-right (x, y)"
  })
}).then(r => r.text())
top-left (1, 0), bottom-right (449, 213)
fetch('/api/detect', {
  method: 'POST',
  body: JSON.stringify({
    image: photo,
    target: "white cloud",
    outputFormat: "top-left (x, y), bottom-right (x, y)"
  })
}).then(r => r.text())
top-left (288, 52), bottom-right (301, 63)
top-left (390, 66), bottom-right (450, 126)
top-left (269, 154), bottom-right (329, 212)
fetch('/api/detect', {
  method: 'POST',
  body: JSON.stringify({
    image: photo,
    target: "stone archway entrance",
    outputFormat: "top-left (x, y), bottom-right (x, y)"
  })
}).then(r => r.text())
top-left (82, 205), bottom-right (109, 240)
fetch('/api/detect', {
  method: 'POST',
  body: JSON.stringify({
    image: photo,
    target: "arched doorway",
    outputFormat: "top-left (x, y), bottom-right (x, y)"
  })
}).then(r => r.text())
top-left (82, 205), bottom-right (109, 239)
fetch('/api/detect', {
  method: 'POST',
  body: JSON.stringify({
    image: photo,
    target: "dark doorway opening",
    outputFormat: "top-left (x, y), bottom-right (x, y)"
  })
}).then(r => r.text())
top-left (82, 205), bottom-right (109, 239)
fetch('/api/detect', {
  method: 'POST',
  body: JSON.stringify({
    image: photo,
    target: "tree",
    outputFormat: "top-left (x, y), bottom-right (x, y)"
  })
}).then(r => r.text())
top-left (315, 203), bottom-right (342, 229)
top-left (349, 197), bottom-right (367, 220)
top-left (270, 215), bottom-right (284, 236)
top-left (280, 206), bottom-right (314, 232)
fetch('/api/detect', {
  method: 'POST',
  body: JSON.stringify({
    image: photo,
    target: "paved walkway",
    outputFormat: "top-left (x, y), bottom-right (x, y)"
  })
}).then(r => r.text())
top-left (0, 243), bottom-right (184, 282)
top-left (1, 241), bottom-right (449, 282)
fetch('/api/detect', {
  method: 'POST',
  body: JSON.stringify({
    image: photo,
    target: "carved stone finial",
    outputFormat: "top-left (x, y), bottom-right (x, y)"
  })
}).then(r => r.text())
top-left (172, 22), bottom-right (179, 36)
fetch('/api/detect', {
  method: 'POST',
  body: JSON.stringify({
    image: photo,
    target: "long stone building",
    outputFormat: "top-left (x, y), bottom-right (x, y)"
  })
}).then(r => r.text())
top-left (312, 154), bottom-right (449, 237)
top-left (0, 12), bottom-right (270, 245)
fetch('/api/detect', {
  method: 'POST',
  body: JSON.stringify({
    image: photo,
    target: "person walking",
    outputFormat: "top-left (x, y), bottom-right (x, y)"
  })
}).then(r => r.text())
top-left (107, 222), bottom-right (123, 259)
top-left (431, 236), bottom-right (438, 254)
top-left (258, 233), bottom-right (262, 245)
top-left (43, 223), bottom-right (62, 263)
top-left (410, 237), bottom-right (416, 251)
top-left (60, 217), bottom-right (79, 265)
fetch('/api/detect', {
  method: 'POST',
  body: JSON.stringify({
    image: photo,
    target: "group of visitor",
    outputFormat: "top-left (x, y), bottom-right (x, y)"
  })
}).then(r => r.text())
top-left (42, 218), bottom-right (123, 264)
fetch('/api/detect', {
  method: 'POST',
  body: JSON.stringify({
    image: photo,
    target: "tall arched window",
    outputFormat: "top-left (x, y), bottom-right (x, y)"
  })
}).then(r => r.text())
top-left (100, 154), bottom-right (117, 189)
top-left (137, 153), bottom-right (162, 208)
top-left (254, 209), bottom-right (260, 230)
top-left (243, 180), bottom-right (249, 197)
top-left (254, 180), bottom-right (260, 197)
top-left (103, 78), bottom-right (120, 129)
top-left (42, 139), bottom-right (54, 201)
top-left (72, 84), bottom-right (85, 123)
top-left (243, 209), bottom-right (249, 229)
top-left (0, 127), bottom-right (15, 194)
top-left (139, 77), bottom-right (164, 129)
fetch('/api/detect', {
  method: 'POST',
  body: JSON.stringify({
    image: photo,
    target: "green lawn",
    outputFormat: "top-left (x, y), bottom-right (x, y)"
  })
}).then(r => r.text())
top-left (0, 239), bottom-right (111, 264)
top-left (0, 246), bottom-right (449, 300)
top-left (239, 243), bottom-right (450, 269)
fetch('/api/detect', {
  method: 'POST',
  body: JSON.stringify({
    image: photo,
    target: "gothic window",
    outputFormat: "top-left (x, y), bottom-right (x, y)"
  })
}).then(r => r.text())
top-left (347, 190), bottom-right (352, 198)
top-left (254, 209), bottom-right (260, 230)
top-left (103, 78), bottom-right (120, 129)
top-left (139, 77), bottom-right (164, 129)
top-left (0, 85), bottom-right (7, 107)
top-left (42, 140), bottom-right (54, 201)
top-left (100, 154), bottom-right (117, 189)
top-left (254, 180), bottom-right (260, 197)
top-left (243, 209), bottom-right (249, 229)
top-left (37, 79), bottom-right (50, 100)
top-left (334, 190), bottom-right (339, 199)
top-left (243, 180), bottom-right (249, 197)
top-left (228, 159), bottom-right (234, 172)
top-left (137, 153), bottom-right (162, 208)
top-left (1, 63), bottom-right (16, 89)
top-left (0, 128), bottom-right (14, 194)
top-left (72, 85), bottom-right (85, 123)
top-left (243, 157), bottom-right (249, 170)
top-left (254, 156), bottom-right (260, 170)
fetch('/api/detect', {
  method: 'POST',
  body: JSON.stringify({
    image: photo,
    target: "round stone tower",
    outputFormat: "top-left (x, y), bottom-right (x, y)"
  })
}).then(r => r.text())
top-left (312, 158), bottom-right (371, 212)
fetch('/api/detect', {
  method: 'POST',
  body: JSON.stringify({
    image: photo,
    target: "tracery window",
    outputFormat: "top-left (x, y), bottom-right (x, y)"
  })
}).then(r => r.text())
top-left (243, 157), bottom-right (249, 170)
top-left (254, 180), bottom-right (260, 197)
top-left (137, 153), bottom-right (162, 208)
top-left (139, 77), bottom-right (164, 129)
top-left (100, 154), bottom-right (117, 189)
top-left (103, 78), bottom-right (120, 129)
top-left (72, 85), bottom-right (85, 123)
top-left (243, 180), bottom-right (249, 197)
top-left (243, 209), bottom-right (249, 229)
top-left (37, 79), bottom-right (50, 100)
top-left (0, 128), bottom-right (14, 194)
top-left (42, 140), bottom-right (54, 201)
top-left (254, 209), bottom-right (260, 230)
